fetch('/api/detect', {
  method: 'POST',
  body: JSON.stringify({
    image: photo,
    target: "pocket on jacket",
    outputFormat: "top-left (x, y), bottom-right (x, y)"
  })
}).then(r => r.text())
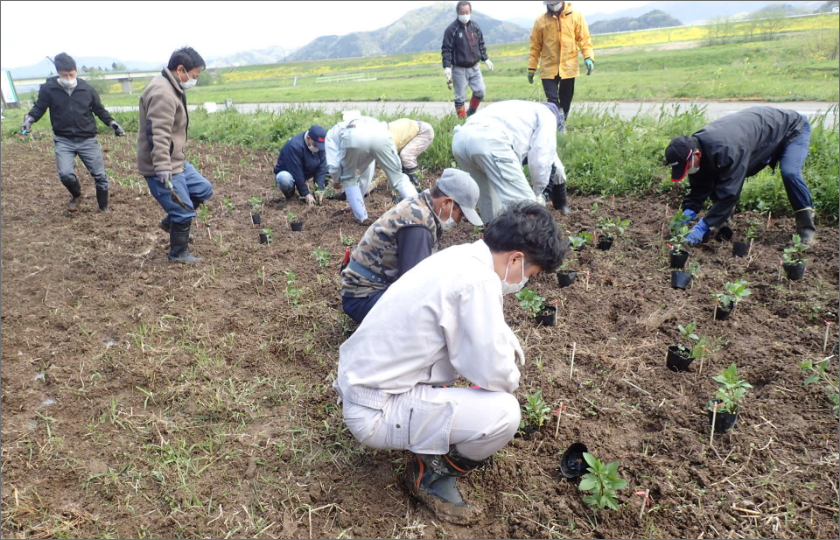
top-left (145, 119), bottom-right (154, 149)
top-left (386, 394), bottom-right (454, 455)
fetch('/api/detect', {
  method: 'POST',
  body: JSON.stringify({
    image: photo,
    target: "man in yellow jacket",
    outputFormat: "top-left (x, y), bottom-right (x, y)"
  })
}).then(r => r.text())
top-left (527, 1), bottom-right (594, 123)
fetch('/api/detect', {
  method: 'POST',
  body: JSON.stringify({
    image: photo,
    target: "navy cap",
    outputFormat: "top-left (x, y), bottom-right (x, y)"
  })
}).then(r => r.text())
top-left (308, 125), bottom-right (327, 151)
top-left (665, 136), bottom-right (698, 182)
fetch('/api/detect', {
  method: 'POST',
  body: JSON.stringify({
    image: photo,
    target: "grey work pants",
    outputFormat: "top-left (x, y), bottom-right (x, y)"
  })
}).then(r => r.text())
top-left (452, 124), bottom-right (536, 223)
top-left (398, 121), bottom-right (435, 170)
top-left (339, 124), bottom-right (416, 196)
top-left (452, 64), bottom-right (486, 107)
top-left (54, 135), bottom-right (109, 191)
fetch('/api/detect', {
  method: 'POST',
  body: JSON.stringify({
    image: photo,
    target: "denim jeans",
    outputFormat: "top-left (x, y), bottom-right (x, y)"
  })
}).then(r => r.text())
top-left (275, 171), bottom-right (296, 198)
top-left (54, 136), bottom-right (109, 190)
top-left (342, 290), bottom-right (386, 324)
top-left (779, 117), bottom-right (813, 211)
top-left (145, 162), bottom-right (214, 224)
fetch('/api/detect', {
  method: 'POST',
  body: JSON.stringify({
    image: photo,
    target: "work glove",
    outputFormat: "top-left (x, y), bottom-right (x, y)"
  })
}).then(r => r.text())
top-left (484, 59), bottom-right (494, 71)
top-left (527, 71), bottom-right (535, 84)
top-left (444, 67), bottom-right (452, 81)
top-left (585, 58), bottom-right (594, 76)
top-left (685, 218), bottom-right (709, 246)
top-left (156, 171), bottom-right (172, 187)
top-left (676, 208), bottom-right (698, 225)
top-left (536, 193), bottom-right (547, 206)
top-left (304, 193), bottom-right (316, 206)
top-left (110, 121), bottom-right (125, 136)
top-left (21, 115), bottom-right (33, 133)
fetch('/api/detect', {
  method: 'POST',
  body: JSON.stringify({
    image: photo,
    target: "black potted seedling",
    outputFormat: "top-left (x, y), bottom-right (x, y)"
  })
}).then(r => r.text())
top-left (595, 216), bottom-right (629, 251)
top-left (556, 259), bottom-right (577, 288)
top-left (671, 260), bottom-right (699, 290)
top-left (518, 391), bottom-right (551, 439)
top-left (782, 234), bottom-right (809, 281)
top-left (708, 363), bottom-right (751, 433)
top-left (516, 288), bottom-right (556, 327)
top-left (713, 280), bottom-right (751, 320)
top-left (732, 224), bottom-right (757, 257)
top-left (669, 225), bottom-right (690, 269)
top-left (559, 442), bottom-right (589, 478)
top-left (259, 228), bottom-right (273, 244)
top-left (249, 196), bottom-right (263, 225)
top-left (568, 234), bottom-right (588, 252)
top-left (287, 211), bottom-right (304, 232)
top-left (715, 226), bottom-right (733, 242)
top-left (666, 322), bottom-right (710, 372)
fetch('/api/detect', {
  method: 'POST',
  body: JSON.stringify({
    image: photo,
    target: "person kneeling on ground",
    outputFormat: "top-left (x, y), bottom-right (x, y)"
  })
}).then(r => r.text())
top-left (23, 52), bottom-right (125, 212)
top-left (137, 46), bottom-right (214, 263)
top-left (340, 168), bottom-right (483, 324)
top-left (389, 118), bottom-right (435, 189)
top-left (334, 202), bottom-right (565, 524)
top-left (273, 124), bottom-right (328, 206)
top-left (666, 106), bottom-right (817, 245)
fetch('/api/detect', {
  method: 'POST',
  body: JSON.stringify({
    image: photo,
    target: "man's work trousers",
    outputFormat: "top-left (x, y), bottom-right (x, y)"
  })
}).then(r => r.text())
top-left (54, 135), bottom-right (109, 191)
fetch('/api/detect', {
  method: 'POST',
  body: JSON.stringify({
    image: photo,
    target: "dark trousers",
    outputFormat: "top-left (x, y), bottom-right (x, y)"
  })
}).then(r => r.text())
top-left (541, 76), bottom-right (576, 120)
top-left (342, 290), bottom-right (386, 324)
top-left (779, 118), bottom-right (813, 211)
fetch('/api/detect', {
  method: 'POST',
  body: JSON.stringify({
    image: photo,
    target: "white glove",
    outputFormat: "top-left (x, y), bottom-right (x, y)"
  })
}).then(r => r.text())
top-left (444, 67), bottom-right (452, 81)
top-left (484, 59), bottom-right (494, 71)
top-left (536, 194), bottom-right (547, 206)
top-left (553, 160), bottom-right (567, 185)
top-left (305, 193), bottom-right (316, 206)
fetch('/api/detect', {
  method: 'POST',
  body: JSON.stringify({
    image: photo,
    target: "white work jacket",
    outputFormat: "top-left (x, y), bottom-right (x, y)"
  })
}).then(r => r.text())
top-left (337, 240), bottom-right (523, 409)
top-left (324, 115), bottom-right (388, 179)
top-left (465, 100), bottom-right (562, 194)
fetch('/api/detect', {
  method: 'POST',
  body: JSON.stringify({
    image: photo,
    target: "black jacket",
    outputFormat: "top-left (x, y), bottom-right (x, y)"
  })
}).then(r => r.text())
top-left (441, 19), bottom-right (488, 68)
top-left (683, 106), bottom-right (808, 228)
top-left (273, 131), bottom-right (327, 197)
top-left (27, 77), bottom-right (114, 139)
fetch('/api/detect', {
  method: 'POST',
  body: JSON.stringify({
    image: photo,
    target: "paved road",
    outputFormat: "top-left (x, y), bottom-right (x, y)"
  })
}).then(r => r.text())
top-left (110, 100), bottom-right (837, 122)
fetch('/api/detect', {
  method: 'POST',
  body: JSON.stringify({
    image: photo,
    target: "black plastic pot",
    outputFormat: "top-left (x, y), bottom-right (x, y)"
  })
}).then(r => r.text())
top-left (560, 443), bottom-right (589, 479)
top-left (557, 270), bottom-right (577, 288)
top-left (259, 232), bottom-right (269, 244)
top-left (783, 262), bottom-right (806, 281)
top-left (597, 236), bottom-right (614, 251)
top-left (669, 249), bottom-right (689, 269)
top-left (715, 303), bottom-right (734, 321)
top-left (671, 270), bottom-right (692, 290)
top-left (666, 345), bottom-right (693, 372)
top-left (732, 241), bottom-right (750, 258)
top-left (251, 213), bottom-right (261, 225)
top-left (715, 226), bottom-right (733, 242)
top-left (708, 400), bottom-right (739, 433)
top-left (290, 221), bottom-right (304, 232)
top-left (535, 306), bottom-right (557, 327)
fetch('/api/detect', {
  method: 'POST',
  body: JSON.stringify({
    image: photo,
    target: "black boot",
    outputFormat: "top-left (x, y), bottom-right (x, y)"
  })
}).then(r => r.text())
top-left (405, 445), bottom-right (486, 525)
top-left (65, 180), bottom-right (83, 211)
top-left (551, 182), bottom-right (570, 214)
top-left (159, 217), bottom-right (171, 233)
top-left (168, 220), bottom-right (201, 263)
top-left (95, 188), bottom-right (110, 212)
top-left (795, 208), bottom-right (816, 244)
top-left (403, 167), bottom-right (420, 189)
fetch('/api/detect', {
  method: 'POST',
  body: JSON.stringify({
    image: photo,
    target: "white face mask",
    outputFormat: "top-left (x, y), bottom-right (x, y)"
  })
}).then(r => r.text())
top-left (458, 14), bottom-right (470, 24)
top-left (58, 77), bottom-right (77, 89)
top-left (501, 258), bottom-right (528, 295)
top-left (687, 153), bottom-right (700, 175)
top-left (437, 202), bottom-right (457, 231)
top-left (305, 134), bottom-right (319, 153)
top-left (178, 70), bottom-right (198, 90)
top-left (550, 2), bottom-right (564, 12)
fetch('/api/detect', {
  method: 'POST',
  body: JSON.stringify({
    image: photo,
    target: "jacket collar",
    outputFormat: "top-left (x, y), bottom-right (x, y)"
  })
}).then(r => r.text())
top-left (161, 67), bottom-right (185, 97)
top-left (547, 2), bottom-right (573, 18)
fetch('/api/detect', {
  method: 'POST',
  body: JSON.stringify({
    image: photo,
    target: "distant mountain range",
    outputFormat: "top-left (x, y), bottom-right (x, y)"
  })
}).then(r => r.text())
top-left (287, 2), bottom-right (529, 62)
top-left (589, 10), bottom-right (683, 35)
top-left (581, 1), bottom-right (825, 26)
top-left (1, 57), bottom-right (164, 79)
top-left (206, 45), bottom-right (301, 69)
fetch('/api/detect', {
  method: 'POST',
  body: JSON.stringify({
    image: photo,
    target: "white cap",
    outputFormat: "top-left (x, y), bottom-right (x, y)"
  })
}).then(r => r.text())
top-left (436, 168), bottom-right (483, 226)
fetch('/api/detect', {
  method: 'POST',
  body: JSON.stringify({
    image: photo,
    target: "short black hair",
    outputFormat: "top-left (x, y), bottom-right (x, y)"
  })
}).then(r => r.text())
top-left (54, 53), bottom-right (76, 72)
top-left (483, 202), bottom-right (566, 272)
top-left (431, 185), bottom-right (447, 199)
top-left (456, 1), bottom-right (472, 13)
top-left (167, 47), bottom-right (206, 72)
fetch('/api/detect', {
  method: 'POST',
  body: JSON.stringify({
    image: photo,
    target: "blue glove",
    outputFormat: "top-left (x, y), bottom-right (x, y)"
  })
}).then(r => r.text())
top-left (584, 58), bottom-right (594, 75)
top-left (685, 218), bottom-right (708, 246)
top-left (679, 208), bottom-right (698, 225)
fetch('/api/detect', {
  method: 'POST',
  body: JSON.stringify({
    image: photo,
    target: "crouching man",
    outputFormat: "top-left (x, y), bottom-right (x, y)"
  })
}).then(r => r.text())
top-left (333, 203), bottom-right (565, 524)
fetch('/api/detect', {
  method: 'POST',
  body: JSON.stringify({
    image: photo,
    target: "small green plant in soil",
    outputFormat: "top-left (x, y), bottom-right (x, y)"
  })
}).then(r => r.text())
top-left (520, 390), bottom-right (551, 429)
top-left (782, 234), bottom-right (810, 265)
top-left (597, 216), bottom-right (630, 237)
top-left (568, 235), bottom-right (587, 251)
top-left (341, 235), bottom-right (354, 247)
top-left (284, 270), bottom-right (302, 304)
top-left (249, 196), bottom-right (263, 214)
top-left (676, 322), bottom-right (710, 360)
top-left (670, 224), bottom-right (690, 253)
top-left (590, 202), bottom-right (600, 215)
top-left (515, 288), bottom-right (546, 318)
top-left (670, 209), bottom-right (694, 234)
top-left (687, 260), bottom-right (701, 278)
top-left (710, 363), bottom-right (752, 414)
top-left (262, 228), bottom-right (273, 242)
top-left (312, 246), bottom-right (330, 269)
top-left (745, 221), bottom-right (760, 241)
top-left (800, 357), bottom-right (839, 415)
top-left (579, 453), bottom-right (628, 510)
top-left (286, 211), bottom-right (298, 223)
top-left (714, 280), bottom-right (751, 310)
top-left (223, 198), bottom-right (234, 212)
top-left (197, 204), bottom-right (211, 224)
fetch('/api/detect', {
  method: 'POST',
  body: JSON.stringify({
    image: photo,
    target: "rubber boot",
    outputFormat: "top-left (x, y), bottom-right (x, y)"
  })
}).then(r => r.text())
top-left (467, 96), bottom-right (482, 116)
top-left (344, 184), bottom-right (368, 223)
top-left (65, 180), bottom-right (83, 211)
top-left (794, 208), bottom-right (816, 244)
top-left (403, 167), bottom-right (421, 189)
top-left (168, 220), bottom-right (201, 263)
top-left (405, 446), bottom-right (486, 525)
top-left (455, 104), bottom-right (466, 119)
top-left (551, 182), bottom-right (570, 214)
top-left (159, 216), bottom-right (171, 233)
top-left (95, 188), bottom-right (110, 212)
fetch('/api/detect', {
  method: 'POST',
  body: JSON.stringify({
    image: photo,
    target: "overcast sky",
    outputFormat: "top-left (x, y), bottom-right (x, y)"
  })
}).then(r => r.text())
top-left (1, 1), bottom-right (651, 67)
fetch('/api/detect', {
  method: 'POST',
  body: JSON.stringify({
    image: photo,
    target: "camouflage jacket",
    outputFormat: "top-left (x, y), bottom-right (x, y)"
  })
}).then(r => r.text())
top-left (340, 190), bottom-right (440, 297)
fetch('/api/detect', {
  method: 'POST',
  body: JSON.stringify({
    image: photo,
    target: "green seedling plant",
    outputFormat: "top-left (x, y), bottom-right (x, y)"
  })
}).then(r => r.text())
top-left (676, 322), bottom-right (710, 360)
top-left (197, 204), bottom-right (211, 224)
top-left (341, 235), bottom-right (354, 247)
top-left (249, 196), bottom-right (263, 214)
top-left (670, 224), bottom-right (690, 253)
top-left (284, 271), bottom-right (302, 304)
top-left (709, 363), bottom-right (752, 414)
top-left (520, 390), bottom-right (551, 429)
top-left (782, 234), bottom-right (810, 265)
top-left (687, 260), bottom-right (701, 278)
top-left (714, 280), bottom-right (751, 310)
top-left (597, 216), bottom-right (630, 237)
top-left (579, 231), bottom-right (594, 244)
top-left (800, 357), bottom-right (839, 415)
top-left (223, 198), bottom-right (234, 212)
top-left (515, 288), bottom-right (546, 318)
top-left (312, 246), bottom-right (330, 269)
top-left (670, 209), bottom-right (694, 234)
top-left (286, 211), bottom-right (298, 223)
top-left (579, 453), bottom-right (628, 510)
top-left (745, 221), bottom-right (760, 241)
top-left (569, 235), bottom-right (587, 251)
top-left (262, 228), bottom-right (273, 242)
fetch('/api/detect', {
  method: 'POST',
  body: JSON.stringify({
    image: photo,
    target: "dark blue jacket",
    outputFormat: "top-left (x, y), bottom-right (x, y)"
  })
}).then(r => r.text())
top-left (273, 132), bottom-right (327, 197)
